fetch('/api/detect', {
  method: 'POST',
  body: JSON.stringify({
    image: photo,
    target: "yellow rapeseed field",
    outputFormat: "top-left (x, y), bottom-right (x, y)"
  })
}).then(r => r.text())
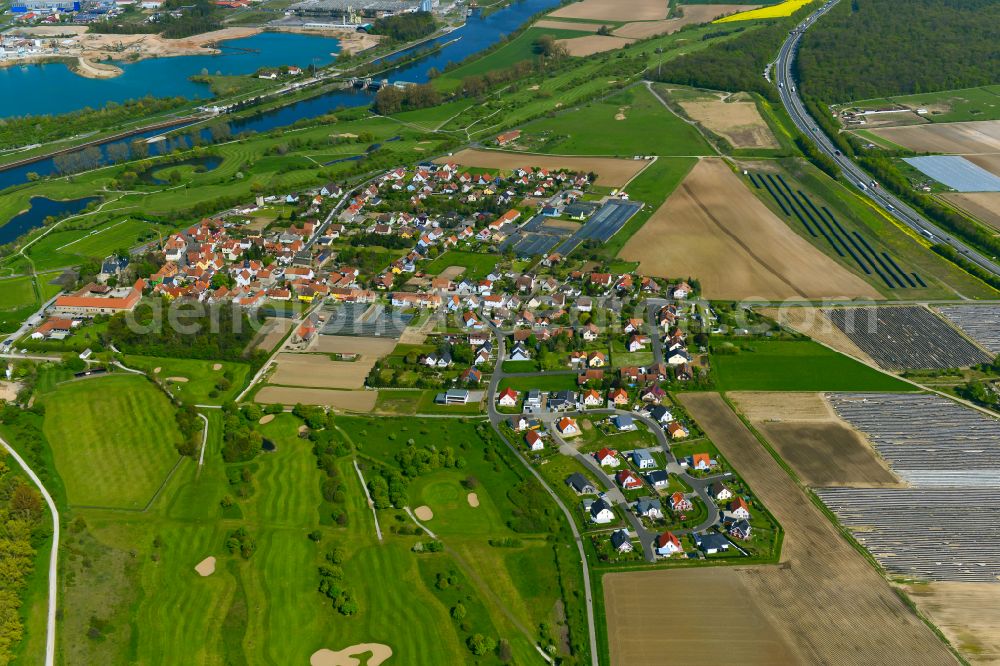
top-left (714, 0), bottom-right (814, 22)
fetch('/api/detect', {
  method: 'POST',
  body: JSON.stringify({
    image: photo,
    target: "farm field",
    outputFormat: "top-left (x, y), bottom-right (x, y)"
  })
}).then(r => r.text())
top-left (123, 355), bottom-right (250, 404)
top-left (255, 386), bottom-right (377, 411)
top-left (270, 352), bottom-right (373, 390)
top-left (886, 85), bottom-right (1000, 124)
top-left (435, 149), bottom-right (651, 188)
top-left (935, 305), bottom-right (1000, 353)
top-left (902, 156), bottom-right (1000, 192)
top-left (739, 158), bottom-right (997, 299)
top-left (518, 84), bottom-right (712, 157)
top-left (618, 158), bottom-right (882, 300)
top-left (825, 306), bottom-right (993, 370)
top-left (249, 317), bottom-right (294, 353)
top-left (611, 5), bottom-right (755, 39)
top-left (308, 335), bottom-right (397, 358)
top-left (715, 0), bottom-right (813, 22)
top-left (729, 391), bottom-right (902, 487)
top-left (0, 275), bottom-right (35, 310)
top-left (668, 88), bottom-right (779, 149)
top-left (711, 339), bottom-right (912, 392)
top-left (604, 568), bottom-right (798, 665)
top-left (902, 582), bottom-right (1000, 664)
top-left (940, 192), bottom-right (1000, 232)
top-left (869, 119), bottom-right (1000, 155)
top-left (677, 393), bottom-right (959, 665)
top-left (756, 306), bottom-right (876, 365)
top-left (556, 35), bottom-right (634, 56)
top-left (549, 0), bottom-right (667, 21)
top-left (41, 373), bottom-right (182, 509)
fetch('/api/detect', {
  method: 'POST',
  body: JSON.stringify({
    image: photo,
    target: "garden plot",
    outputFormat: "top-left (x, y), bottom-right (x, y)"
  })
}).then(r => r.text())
top-left (828, 393), bottom-right (1000, 488)
top-left (815, 488), bottom-right (1000, 583)
top-left (825, 306), bottom-right (992, 370)
top-left (936, 305), bottom-right (1000, 353)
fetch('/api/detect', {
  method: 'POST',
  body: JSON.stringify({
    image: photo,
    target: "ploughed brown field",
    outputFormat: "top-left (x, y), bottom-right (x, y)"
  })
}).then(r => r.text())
top-left (436, 149), bottom-right (651, 187)
top-left (871, 120), bottom-right (1000, 155)
top-left (555, 35), bottom-right (634, 57)
top-left (604, 568), bottom-right (797, 665)
top-left (309, 335), bottom-right (397, 357)
top-left (549, 0), bottom-right (667, 21)
top-left (967, 154), bottom-right (1000, 178)
top-left (533, 19), bottom-right (602, 32)
top-left (249, 317), bottom-right (294, 353)
top-left (676, 92), bottom-right (779, 149)
top-left (612, 5), bottom-right (756, 39)
top-left (901, 581), bottom-right (1000, 664)
top-left (619, 158), bottom-right (882, 300)
top-left (670, 393), bottom-right (955, 665)
top-left (941, 192), bottom-right (1000, 232)
top-left (270, 352), bottom-right (372, 390)
top-left (255, 387), bottom-right (377, 411)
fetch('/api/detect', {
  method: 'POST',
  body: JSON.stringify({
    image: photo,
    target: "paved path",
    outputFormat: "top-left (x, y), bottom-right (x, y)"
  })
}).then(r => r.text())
top-left (352, 460), bottom-right (383, 541)
top-left (0, 434), bottom-right (58, 666)
top-left (486, 328), bottom-right (599, 666)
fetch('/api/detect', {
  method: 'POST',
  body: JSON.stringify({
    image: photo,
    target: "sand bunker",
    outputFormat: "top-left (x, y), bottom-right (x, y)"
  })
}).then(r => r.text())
top-left (194, 556), bottom-right (216, 577)
top-left (166, 377), bottom-right (189, 383)
top-left (259, 414), bottom-right (275, 425)
top-left (414, 506), bottom-right (434, 521)
top-left (311, 644), bottom-right (393, 666)
top-left (298, 425), bottom-right (310, 434)
top-left (153, 367), bottom-right (161, 374)
top-left (213, 363), bottom-right (223, 371)
top-left (467, 493), bottom-right (480, 508)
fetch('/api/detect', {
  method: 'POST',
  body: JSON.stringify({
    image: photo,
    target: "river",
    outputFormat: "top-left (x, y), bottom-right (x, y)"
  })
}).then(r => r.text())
top-left (0, 196), bottom-right (98, 245)
top-left (0, 0), bottom-right (560, 194)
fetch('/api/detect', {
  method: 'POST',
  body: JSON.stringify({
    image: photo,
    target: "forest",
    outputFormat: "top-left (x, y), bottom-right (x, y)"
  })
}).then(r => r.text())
top-left (370, 11), bottom-right (437, 42)
top-left (796, 0), bottom-right (1000, 102)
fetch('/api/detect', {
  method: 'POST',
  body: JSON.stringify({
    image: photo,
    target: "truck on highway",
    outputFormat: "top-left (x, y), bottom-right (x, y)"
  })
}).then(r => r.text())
top-left (857, 181), bottom-right (868, 191)
top-left (870, 180), bottom-right (879, 188)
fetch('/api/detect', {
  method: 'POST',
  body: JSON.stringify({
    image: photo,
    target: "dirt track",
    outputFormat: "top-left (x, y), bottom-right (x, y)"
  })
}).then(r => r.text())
top-left (436, 149), bottom-right (651, 187)
top-left (674, 393), bottom-right (956, 665)
top-left (618, 159), bottom-right (882, 300)
top-left (871, 120), bottom-right (1000, 154)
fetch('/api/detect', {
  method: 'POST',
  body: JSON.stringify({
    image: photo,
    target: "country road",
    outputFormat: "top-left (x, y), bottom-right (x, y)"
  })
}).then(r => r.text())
top-left (0, 434), bottom-right (58, 666)
top-left (773, 0), bottom-right (1000, 277)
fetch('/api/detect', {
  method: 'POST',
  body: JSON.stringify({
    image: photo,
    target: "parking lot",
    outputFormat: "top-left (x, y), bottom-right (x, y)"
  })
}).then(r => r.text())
top-left (826, 305), bottom-right (993, 369)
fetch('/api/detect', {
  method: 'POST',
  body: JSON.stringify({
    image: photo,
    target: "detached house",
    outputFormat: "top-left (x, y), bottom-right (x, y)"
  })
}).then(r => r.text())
top-left (566, 473), bottom-right (596, 495)
top-left (669, 492), bottom-right (693, 512)
top-left (594, 448), bottom-right (620, 467)
top-left (556, 416), bottom-right (580, 437)
top-left (497, 388), bottom-right (520, 407)
top-left (655, 531), bottom-right (683, 557)
top-left (729, 496), bottom-right (751, 520)
top-left (610, 529), bottom-right (634, 553)
top-left (525, 430), bottom-right (545, 452)
top-left (586, 498), bottom-right (615, 525)
top-left (635, 497), bottom-right (663, 520)
top-left (616, 469), bottom-right (644, 491)
top-left (631, 449), bottom-right (656, 470)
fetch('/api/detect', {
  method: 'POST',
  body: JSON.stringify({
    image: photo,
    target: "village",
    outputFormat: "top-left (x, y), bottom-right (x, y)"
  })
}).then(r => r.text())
top-left (8, 148), bottom-right (780, 565)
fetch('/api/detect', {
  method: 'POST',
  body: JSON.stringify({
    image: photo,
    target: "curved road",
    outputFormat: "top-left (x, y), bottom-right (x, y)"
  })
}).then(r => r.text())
top-left (774, 0), bottom-right (1000, 276)
top-left (0, 435), bottom-right (57, 666)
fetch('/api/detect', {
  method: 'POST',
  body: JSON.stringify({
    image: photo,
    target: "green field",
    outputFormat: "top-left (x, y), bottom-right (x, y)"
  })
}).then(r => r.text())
top-left (423, 250), bottom-right (500, 280)
top-left (435, 27), bottom-right (593, 88)
top-left (0, 275), bottom-right (35, 310)
top-left (123, 355), bottom-right (251, 404)
top-left (41, 374), bottom-right (183, 508)
top-left (519, 84), bottom-right (713, 156)
top-left (864, 85), bottom-right (1000, 124)
top-left (712, 339), bottom-right (912, 392)
top-left (498, 373), bottom-right (578, 393)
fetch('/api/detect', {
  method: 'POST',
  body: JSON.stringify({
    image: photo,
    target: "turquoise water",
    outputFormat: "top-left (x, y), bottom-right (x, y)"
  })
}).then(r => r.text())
top-left (0, 32), bottom-right (340, 118)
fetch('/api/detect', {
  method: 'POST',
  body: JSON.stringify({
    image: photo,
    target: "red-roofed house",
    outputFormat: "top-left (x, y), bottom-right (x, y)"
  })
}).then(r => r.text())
top-left (655, 531), bottom-right (683, 557)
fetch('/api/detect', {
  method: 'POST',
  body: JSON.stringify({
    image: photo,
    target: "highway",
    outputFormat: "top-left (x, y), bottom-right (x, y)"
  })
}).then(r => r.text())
top-left (772, 0), bottom-right (1000, 277)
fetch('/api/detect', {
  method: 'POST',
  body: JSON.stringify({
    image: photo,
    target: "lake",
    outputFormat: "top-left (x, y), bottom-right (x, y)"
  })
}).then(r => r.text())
top-left (0, 0), bottom-right (562, 196)
top-left (0, 31), bottom-right (341, 118)
top-left (0, 196), bottom-right (99, 245)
